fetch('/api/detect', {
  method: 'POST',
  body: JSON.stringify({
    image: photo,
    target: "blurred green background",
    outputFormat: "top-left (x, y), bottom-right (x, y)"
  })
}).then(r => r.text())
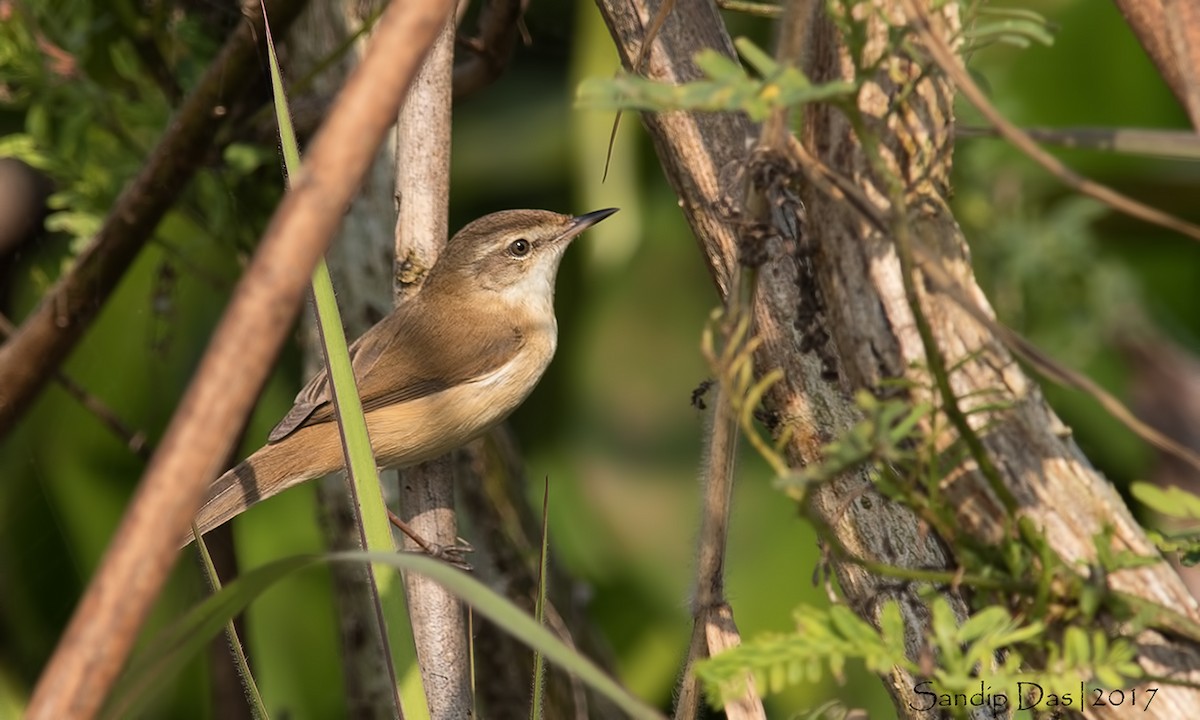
top-left (1, 0), bottom-right (1198, 717)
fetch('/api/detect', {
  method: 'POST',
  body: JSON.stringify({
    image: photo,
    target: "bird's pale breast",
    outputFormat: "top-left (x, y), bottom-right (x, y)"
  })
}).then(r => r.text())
top-left (364, 330), bottom-right (557, 467)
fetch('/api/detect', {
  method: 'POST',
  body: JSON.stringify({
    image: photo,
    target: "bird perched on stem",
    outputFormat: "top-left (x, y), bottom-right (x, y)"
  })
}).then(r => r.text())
top-left (186, 208), bottom-right (617, 544)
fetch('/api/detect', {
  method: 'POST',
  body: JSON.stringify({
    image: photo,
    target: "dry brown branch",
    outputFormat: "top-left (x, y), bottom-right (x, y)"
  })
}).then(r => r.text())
top-left (0, 0), bottom-right (307, 442)
top-left (24, 2), bottom-right (455, 717)
top-left (675, 5), bottom-right (814, 717)
top-left (913, 4), bottom-right (1200, 243)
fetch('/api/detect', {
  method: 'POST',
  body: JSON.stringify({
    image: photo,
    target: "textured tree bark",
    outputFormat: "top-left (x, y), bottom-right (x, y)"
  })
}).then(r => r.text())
top-left (594, 0), bottom-right (1200, 717)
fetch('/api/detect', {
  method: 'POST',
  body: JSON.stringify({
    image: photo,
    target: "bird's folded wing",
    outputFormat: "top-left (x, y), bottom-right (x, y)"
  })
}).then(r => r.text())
top-left (268, 301), bottom-right (525, 443)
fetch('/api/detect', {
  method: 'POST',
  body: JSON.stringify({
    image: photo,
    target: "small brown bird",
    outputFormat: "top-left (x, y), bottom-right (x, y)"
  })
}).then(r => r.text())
top-left (187, 208), bottom-right (617, 543)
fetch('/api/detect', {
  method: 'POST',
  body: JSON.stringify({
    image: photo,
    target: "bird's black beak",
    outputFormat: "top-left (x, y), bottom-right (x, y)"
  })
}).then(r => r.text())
top-left (565, 208), bottom-right (619, 236)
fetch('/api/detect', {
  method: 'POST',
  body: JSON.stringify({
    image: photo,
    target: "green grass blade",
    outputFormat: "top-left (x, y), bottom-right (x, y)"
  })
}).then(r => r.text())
top-left (529, 479), bottom-right (551, 720)
top-left (114, 552), bottom-right (665, 720)
top-left (265, 7), bottom-right (423, 717)
top-left (192, 523), bottom-right (268, 719)
top-left (103, 555), bottom-right (321, 720)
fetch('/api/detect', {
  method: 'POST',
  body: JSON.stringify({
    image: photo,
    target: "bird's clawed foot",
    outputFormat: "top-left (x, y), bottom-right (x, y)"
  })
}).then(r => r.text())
top-left (387, 509), bottom-right (474, 570)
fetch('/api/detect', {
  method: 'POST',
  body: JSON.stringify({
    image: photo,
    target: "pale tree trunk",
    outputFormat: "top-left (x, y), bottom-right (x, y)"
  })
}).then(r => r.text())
top-left (393, 11), bottom-right (475, 719)
top-left (594, 1), bottom-right (1200, 718)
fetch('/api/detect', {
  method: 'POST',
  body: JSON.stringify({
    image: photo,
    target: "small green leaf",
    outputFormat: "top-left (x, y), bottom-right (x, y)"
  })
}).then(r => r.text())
top-left (223, 142), bottom-right (271, 175)
top-left (694, 49), bottom-right (748, 81)
top-left (576, 48), bottom-right (854, 120)
top-left (45, 209), bottom-right (102, 241)
top-left (966, 19), bottom-right (1055, 49)
top-left (878, 601), bottom-right (905, 649)
top-left (1063, 627), bottom-right (1091, 666)
top-left (958, 606), bottom-right (1010, 643)
top-left (1131, 481), bottom-right (1200, 520)
top-left (829, 605), bottom-right (880, 646)
top-left (109, 42), bottom-right (144, 84)
top-left (733, 38), bottom-right (778, 77)
top-left (0, 134), bottom-right (52, 168)
top-left (26, 102), bottom-right (51, 144)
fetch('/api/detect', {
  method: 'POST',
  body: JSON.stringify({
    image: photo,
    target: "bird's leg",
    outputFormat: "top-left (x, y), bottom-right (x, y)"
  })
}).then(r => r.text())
top-left (387, 509), bottom-right (474, 570)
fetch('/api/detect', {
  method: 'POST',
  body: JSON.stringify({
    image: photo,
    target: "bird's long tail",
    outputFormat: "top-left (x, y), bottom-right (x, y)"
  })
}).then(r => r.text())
top-left (181, 426), bottom-right (341, 548)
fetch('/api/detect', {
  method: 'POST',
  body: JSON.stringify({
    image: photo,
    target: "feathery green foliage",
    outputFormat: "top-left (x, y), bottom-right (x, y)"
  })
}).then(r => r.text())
top-left (0, 4), bottom-right (266, 270)
top-left (695, 598), bottom-right (1141, 709)
top-left (577, 37), bottom-right (855, 121)
top-left (963, 6), bottom-right (1056, 51)
top-left (774, 390), bottom-right (934, 501)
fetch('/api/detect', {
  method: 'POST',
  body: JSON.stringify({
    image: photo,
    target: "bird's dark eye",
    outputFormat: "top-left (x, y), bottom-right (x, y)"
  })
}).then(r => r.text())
top-left (508, 238), bottom-right (531, 257)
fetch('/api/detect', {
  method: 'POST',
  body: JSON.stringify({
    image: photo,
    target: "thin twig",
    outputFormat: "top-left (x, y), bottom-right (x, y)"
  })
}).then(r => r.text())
top-left (452, 0), bottom-right (525, 99)
top-left (957, 125), bottom-right (1200, 160)
top-left (24, 2), bottom-right (455, 717)
top-left (677, 5), bottom-right (814, 718)
top-left (716, 0), bottom-right (782, 18)
top-left (0, 313), bottom-right (149, 460)
top-left (676, 322), bottom-right (744, 720)
top-left (602, 0), bottom-right (676, 181)
top-left (909, 1), bottom-right (1200, 243)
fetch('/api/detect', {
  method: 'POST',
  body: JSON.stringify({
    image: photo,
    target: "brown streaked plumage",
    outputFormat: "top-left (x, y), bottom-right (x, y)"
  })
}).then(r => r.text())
top-left (185, 208), bottom-right (617, 545)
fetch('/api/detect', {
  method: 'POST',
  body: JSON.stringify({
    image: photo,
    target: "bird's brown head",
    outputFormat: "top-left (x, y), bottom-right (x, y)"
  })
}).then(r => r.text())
top-left (427, 208), bottom-right (618, 302)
